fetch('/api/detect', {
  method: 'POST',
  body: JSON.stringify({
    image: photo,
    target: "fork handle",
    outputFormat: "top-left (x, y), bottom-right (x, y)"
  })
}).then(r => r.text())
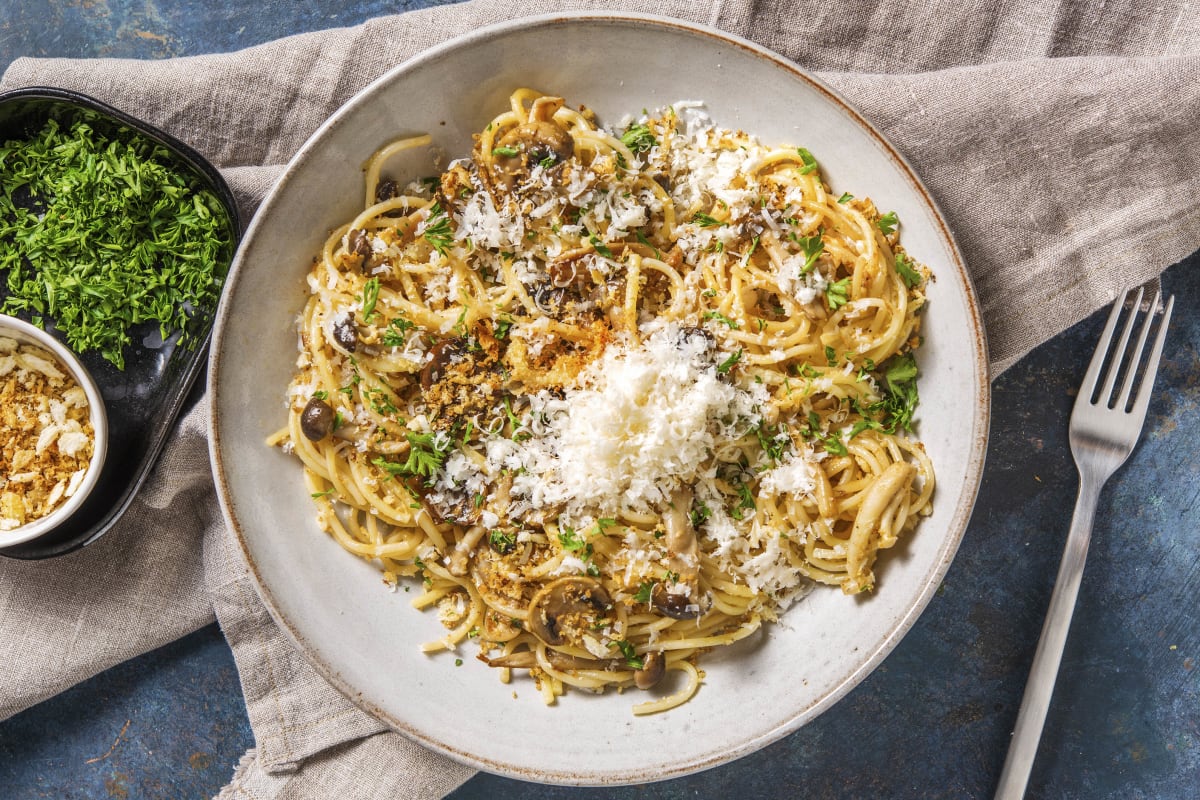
top-left (994, 474), bottom-right (1104, 799)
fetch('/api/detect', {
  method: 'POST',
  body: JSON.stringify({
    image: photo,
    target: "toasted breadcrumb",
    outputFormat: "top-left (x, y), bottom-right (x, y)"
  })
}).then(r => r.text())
top-left (0, 336), bottom-right (94, 530)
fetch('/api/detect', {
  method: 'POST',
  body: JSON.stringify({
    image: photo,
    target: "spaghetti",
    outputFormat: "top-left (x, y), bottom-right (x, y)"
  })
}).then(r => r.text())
top-left (271, 90), bottom-right (935, 713)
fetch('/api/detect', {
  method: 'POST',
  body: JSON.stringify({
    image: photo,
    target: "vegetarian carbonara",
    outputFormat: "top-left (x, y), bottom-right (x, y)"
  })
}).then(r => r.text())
top-left (271, 89), bottom-right (934, 713)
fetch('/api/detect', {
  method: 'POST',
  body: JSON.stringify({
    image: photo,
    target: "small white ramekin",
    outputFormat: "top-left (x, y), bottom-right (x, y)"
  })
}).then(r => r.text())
top-left (0, 315), bottom-right (108, 546)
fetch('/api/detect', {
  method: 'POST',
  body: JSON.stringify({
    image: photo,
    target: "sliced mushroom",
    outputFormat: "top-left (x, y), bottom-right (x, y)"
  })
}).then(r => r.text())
top-left (347, 228), bottom-right (371, 271)
top-left (331, 316), bottom-right (358, 352)
top-left (634, 651), bottom-right (666, 690)
top-left (300, 397), bottom-right (336, 441)
top-left (484, 97), bottom-right (574, 199)
top-left (526, 576), bottom-right (613, 647)
top-left (650, 487), bottom-right (706, 620)
top-left (375, 179), bottom-right (399, 204)
top-left (420, 338), bottom-right (466, 390)
top-left (650, 583), bottom-right (704, 620)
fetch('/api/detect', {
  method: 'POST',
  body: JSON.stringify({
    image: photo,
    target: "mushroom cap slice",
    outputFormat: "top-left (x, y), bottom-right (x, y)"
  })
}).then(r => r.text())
top-left (634, 651), bottom-right (666, 690)
top-left (526, 576), bottom-right (613, 646)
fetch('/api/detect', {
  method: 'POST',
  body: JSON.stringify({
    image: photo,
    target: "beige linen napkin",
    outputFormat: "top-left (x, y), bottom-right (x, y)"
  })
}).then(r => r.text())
top-left (2, 0), bottom-right (1198, 797)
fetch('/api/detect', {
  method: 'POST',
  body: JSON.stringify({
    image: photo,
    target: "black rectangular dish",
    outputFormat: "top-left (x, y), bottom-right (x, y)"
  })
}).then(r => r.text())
top-left (0, 86), bottom-right (240, 559)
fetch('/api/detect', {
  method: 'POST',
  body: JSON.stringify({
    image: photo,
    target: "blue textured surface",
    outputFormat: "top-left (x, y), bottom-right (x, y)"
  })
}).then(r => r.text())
top-left (1, 3), bottom-right (1197, 798)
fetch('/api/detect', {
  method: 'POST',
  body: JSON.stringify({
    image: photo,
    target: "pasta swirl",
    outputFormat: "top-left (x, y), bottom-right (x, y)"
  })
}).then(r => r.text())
top-left (270, 90), bottom-right (935, 713)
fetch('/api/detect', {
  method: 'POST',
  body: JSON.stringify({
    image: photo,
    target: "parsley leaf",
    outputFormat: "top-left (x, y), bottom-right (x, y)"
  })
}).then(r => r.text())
top-left (620, 123), bottom-right (658, 155)
top-left (488, 530), bottom-right (516, 555)
top-left (423, 202), bottom-right (454, 254)
top-left (795, 232), bottom-right (824, 274)
top-left (837, 192), bottom-right (854, 203)
top-left (381, 314), bottom-right (415, 346)
top-left (361, 277), bottom-right (380, 321)
top-left (703, 310), bottom-right (740, 329)
top-left (588, 233), bottom-right (614, 259)
top-left (373, 431), bottom-right (451, 484)
top-left (877, 211), bottom-right (899, 235)
top-left (692, 212), bottom-right (727, 228)
top-left (877, 353), bottom-right (920, 432)
top-left (717, 348), bottom-right (743, 374)
top-left (612, 639), bottom-right (644, 669)
top-left (895, 252), bottom-right (922, 288)
top-left (825, 277), bottom-right (850, 310)
top-left (796, 147), bottom-right (819, 175)
top-left (633, 581), bottom-right (655, 604)
top-left (491, 145), bottom-right (520, 157)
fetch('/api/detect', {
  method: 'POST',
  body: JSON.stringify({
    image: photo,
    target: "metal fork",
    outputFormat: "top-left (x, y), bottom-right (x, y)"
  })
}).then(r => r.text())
top-left (994, 285), bottom-right (1175, 799)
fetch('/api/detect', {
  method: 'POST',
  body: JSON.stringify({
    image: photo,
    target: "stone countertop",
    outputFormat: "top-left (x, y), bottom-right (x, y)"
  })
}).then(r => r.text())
top-left (1, 3), bottom-right (1197, 797)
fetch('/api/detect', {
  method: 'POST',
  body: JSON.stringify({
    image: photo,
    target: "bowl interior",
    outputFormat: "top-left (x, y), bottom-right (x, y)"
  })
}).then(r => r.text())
top-left (210, 13), bottom-right (990, 784)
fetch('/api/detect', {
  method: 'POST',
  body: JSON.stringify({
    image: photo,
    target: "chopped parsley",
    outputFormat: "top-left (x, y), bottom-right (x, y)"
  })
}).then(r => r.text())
top-left (633, 581), bottom-right (655, 604)
top-left (423, 202), bottom-right (454, 255)
top-left (491, 145), bottom-right (520, 157)
top-left (794, 232), bottom-right (824, 274)
top-left (796, 147), bottom-right (819, 175)
top-left (877, 211), bottom-right (899, 235)
top-left (754, 418), bottom-right (789, 465)
top-left (825, 277), bottom-right (850, 310)
top-left (620, 123), bottom-right (658, 155)
top-left (837, 192), bottom-right (854, 203)
top-left (493, 314), bottom-right (514, 339)
top-left (588, 233), bottom-right (614, 259)
top-left (373, 431), bottom-right (451, 484)
top-left (559, 525), bottom-right (599, 574)
top-left (612, 639), bottom-right (644, 670)
top-left (703, 310), bottom-right (740, 329)
top-left (895, 252), bottom-right (922, 288)
top-left (0, 112), bottom-right (233, 368)
top-left (361, 277), bottom-right (380, 321)
top-left (693, 212), bottom-right (727, 228)
top-left (730, 482), bottom-right (756, 520)
top-left (717, 348), bottom-right (743, 374)
top-left (488, 530), bottom-right (516, 555)
top-left (381, 314), bottom-right (415, 346)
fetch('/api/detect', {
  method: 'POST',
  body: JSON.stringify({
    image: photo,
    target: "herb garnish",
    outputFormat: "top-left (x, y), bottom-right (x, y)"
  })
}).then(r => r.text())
top-left (0, 113), bottom-right (232, 368)
top-left (877, 211), bottom-right (899, 235)
top-left (796, 147), bottom-right (819, 175)
top-left (717, 348), bottom-right (743, 374)
top-left (895, 252), bottom-right (922, 288)
top-left (620, 123), bottom-right (658, 155)
top-left (612, 640), bottom-right (644, 669)
top-left (423, 202), bottom-right (454, 254)
top-left (825, 277), bottom-right (850, 310)
top-left (373, 431), bottom-right (451, 484)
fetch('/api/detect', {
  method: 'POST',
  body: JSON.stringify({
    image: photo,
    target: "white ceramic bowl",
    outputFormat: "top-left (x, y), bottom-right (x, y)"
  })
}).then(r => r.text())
top-left (0, 315), bottom-right (109, 547)
top-left (210, 12), bottom-right (990, 785)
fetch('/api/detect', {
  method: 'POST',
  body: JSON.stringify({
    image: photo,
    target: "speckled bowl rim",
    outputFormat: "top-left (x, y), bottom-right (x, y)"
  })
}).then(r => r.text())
top-left (209, 12), bottom-right (991, 785)
top-left (0, 315), bottom-right (109, 546)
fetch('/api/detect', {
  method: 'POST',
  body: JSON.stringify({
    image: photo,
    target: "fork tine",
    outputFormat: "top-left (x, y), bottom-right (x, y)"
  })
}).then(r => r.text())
top-left (1097, 286), bottom-right (1143, 406)
top-left (1128, 293), bottom-right (1175, 417)
top-left (1080, 288), bottom-right (1135, 405)
top-left (1115, 291), bottom-right (1161, 411)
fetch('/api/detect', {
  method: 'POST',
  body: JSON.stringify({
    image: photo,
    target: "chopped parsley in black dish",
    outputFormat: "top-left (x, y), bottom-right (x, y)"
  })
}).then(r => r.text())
top-left (0, 87), bottom-right (240, 560)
